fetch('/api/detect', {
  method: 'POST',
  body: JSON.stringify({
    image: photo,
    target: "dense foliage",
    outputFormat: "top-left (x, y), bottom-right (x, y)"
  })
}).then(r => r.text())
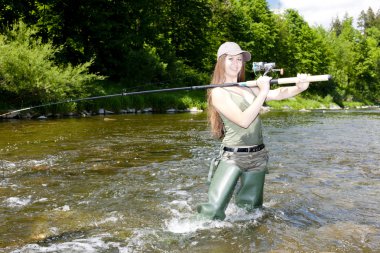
top-left (0, 0), bottom-right (379, 112)
top-left (0, 22), bottom-right (104, 108)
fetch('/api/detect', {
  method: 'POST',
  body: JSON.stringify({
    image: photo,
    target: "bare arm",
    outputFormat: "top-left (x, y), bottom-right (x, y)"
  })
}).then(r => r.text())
top-left (266, 86), bottom-right (305, 101)
top-left (266, 74), bottom-right (310, 101)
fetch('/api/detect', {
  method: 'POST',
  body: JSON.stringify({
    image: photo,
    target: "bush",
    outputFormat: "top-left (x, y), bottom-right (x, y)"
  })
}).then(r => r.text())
top-left (0, 22), bottom-right (105, 109)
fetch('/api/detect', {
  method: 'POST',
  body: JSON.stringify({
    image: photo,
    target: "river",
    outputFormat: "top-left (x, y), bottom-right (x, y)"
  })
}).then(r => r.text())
top-left (0, 109), bottom-right (379, 252)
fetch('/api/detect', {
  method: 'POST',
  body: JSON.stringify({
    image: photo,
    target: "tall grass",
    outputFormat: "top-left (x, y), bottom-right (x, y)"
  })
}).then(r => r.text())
top-left (266, 95), bottom-right (345, 110)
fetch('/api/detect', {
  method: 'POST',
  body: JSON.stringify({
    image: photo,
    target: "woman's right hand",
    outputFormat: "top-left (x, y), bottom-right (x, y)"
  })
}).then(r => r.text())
top-left (256, 76), bottom-right (271, 95)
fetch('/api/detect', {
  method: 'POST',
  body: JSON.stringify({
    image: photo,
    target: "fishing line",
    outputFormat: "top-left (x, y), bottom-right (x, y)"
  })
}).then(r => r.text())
top-left (0, 74), bottom-right (332, 118)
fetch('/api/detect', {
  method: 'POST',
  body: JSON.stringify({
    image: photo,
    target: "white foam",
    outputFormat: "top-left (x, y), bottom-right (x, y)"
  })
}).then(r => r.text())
top-left (0, 160), bottom-right (19, 178)
top-left (1, 160), bottom-right (16, 169)
top-left (91, 212), bottom-right (123, 226)
top-left (12, 234), bottom-right (126, 253)
top-left (263, 199), bottom-right (278, 208)
top-left (165, 215), bottom-right (232, 234)
top-left (224, 204), bottom-right (264, 223)
top-left (26, 155), bottom-right (59, 167)
top-left (4, 196), bottom-right (32, 208)
top-left (54, 205), bottom-right (70, 211)
top-left (169, 200), bottom-right (192, 211)
top-left (36, 198), bottom-right (49, 203)
top-left (165, 202), bottom-right (264, 234)
top-left (164, 189), bottom-right (190, 197)
top-left (125, 228), bottom-right (159, 251)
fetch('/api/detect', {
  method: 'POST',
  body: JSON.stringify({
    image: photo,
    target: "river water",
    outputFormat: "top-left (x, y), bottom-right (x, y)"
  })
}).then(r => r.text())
top-left (0, 109), bottom-right (379, 252)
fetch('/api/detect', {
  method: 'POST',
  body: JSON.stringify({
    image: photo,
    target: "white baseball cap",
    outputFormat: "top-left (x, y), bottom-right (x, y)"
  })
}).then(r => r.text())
top-left (217, 42), bottom-right (251, 62)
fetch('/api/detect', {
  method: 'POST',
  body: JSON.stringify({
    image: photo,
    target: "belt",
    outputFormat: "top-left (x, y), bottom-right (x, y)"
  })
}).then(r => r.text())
top-left (223, 144), bottom-right (265, 153)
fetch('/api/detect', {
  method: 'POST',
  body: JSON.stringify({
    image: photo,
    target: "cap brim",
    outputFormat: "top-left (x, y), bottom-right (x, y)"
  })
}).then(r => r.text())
top-left (226, 50), bottom-right (251, 62)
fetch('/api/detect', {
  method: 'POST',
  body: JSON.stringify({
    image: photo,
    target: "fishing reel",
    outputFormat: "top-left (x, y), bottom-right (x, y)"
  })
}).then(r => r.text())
top-left (252, 62), bottom-right (284, 76)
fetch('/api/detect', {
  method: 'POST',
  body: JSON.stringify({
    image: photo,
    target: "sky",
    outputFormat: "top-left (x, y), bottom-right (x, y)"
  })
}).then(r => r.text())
top-left (267, 0), bottom-right (380, 29)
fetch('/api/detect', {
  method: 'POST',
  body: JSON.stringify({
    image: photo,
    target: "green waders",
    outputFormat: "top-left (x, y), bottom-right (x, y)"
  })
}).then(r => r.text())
top-left (198, 155), bottom-right (267, 220)
top-left (197, 160), bottom-right (241, 220)
top-left (235, 169), bottom-right (266, 210)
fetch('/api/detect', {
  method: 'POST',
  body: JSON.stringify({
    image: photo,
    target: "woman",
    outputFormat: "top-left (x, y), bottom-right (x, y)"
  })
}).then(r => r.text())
top-left (197, 42), bottom-right (309, 220)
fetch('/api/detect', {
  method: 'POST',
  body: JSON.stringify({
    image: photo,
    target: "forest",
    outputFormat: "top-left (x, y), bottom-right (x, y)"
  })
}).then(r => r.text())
top-left (0, 0), bottom-right (379, 115)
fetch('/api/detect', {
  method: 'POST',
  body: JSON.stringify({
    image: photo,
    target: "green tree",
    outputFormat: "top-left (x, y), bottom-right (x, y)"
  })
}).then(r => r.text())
top-left (274, 10), bottom-right (331, 81)
top-left (327, 16), bottom-right (371, 102)
top-left (159, 0), bottom-right (212, 70)
top-left (207, 0), bottom-right (277, 77)
top-left (363, 26), bottom-right (380, 103)
top-left (0, 0), bottom-right (38, 30)
top-left (330, 16), bottom-right (343, 36)
top-left (358, 7), bottom-right (377, 32)
top-left (0, 0), bottom-right (378, 109)
top-left (236, 0), bottom-right (277, 62)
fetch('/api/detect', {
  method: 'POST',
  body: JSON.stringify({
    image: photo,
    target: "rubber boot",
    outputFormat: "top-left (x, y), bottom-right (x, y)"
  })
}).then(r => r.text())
top-left (235, 170), bottom-right (266, 210)
top-left (197, 160), bottom-right (241, 220)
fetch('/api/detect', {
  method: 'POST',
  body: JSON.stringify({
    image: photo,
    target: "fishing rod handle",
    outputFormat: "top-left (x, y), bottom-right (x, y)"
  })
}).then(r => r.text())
top-left (242, 74), bottom-right (332, 86)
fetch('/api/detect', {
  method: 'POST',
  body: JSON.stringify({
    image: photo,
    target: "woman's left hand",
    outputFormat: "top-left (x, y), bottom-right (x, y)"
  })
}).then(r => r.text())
top-left (296, 73), bottom-right (310, 91)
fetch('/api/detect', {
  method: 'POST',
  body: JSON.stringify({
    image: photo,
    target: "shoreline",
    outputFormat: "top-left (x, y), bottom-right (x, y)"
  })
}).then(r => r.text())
top-left (1, 105), bottom-right (378, 120)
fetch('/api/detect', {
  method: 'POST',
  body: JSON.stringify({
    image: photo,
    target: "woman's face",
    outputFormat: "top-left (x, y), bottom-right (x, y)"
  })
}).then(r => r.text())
top-left (224, 54), bottom-right (243, 80)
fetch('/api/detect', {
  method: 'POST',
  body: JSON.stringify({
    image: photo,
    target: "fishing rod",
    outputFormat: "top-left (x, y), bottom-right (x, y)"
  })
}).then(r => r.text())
top-left (0, 74), bottom-right (331, 118)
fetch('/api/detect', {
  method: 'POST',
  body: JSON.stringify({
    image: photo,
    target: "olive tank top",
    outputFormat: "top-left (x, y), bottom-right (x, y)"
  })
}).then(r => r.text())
top-left (220, 88), bottom-right (264, 146)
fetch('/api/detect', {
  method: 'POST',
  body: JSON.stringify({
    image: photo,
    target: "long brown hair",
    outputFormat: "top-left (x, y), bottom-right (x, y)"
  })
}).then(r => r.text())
top-left (207, 55), bottom-right (246, 139)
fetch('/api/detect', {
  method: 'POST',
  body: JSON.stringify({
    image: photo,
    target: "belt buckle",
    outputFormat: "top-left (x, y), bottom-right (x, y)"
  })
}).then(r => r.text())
top-left (224, 144), bottom-right (264, 153)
